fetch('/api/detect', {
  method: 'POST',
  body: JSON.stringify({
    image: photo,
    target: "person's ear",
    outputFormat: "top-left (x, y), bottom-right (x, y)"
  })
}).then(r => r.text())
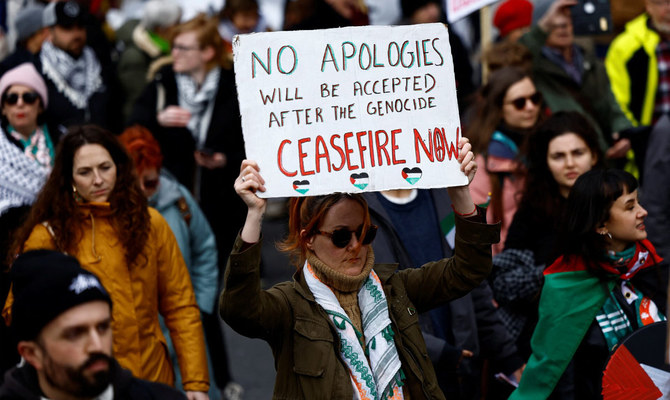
top-left (201, 45), bottom-right (215, 63)
top-left (301, 229), bottom-right (314, 250)
top-left (18, 341), bottom-right (44, 371)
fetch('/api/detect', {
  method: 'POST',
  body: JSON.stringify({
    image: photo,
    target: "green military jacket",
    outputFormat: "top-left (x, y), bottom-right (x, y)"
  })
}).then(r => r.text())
top-left (219, 214), bottom-right (499, 399)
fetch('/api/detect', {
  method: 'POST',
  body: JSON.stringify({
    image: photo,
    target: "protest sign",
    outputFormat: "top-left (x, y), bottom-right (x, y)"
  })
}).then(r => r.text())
top-left (445, 0), bottom-right (498, 23)
top-left (233, 23), bottom-right (467, 198)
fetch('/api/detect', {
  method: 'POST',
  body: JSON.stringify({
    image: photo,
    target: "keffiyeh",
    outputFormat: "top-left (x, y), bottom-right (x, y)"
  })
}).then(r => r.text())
top-left (0, 129), bottom-right (49, 216)
top-left (176, 67), bottom-right (220, 148)
top-left (304, 262), bottom-right (405, 400)
top-left (40, 41), bottom-right (103, 109)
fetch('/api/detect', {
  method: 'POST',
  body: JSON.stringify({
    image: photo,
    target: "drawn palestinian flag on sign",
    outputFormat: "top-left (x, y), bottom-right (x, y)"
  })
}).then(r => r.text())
top-left (350, 173), bottom-right (369, 190)
top-left (401, 167), bottom-right (422, 185)
top-left (293, 180), bottom-right (309, 195)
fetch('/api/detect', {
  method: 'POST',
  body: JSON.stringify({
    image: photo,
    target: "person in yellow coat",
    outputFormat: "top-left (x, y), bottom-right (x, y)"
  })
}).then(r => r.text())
top-left (4, 125), bottom-right (210, 400)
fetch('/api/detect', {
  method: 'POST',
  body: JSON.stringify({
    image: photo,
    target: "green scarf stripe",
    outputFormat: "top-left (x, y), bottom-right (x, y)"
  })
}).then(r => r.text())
top-left (326, 310), bottom-right (364, 339)
top-left (364, 277), bottom-right (384, 303)
top-left (362, 301), bottom-right (387, 327)
top-left (510, 270), bottom-right (615, 400)
top-left (338, 335), bottom-right (378, 397)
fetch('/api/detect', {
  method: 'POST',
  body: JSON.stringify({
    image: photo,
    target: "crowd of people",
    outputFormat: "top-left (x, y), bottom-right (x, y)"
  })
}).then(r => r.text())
top-left (0, 0), bottom-right (668, 399)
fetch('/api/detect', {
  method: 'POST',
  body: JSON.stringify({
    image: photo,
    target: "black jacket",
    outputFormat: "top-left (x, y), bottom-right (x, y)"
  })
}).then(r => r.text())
top-left (0, 359), bottom-right (186, 400)
top-left (364, 190), bottom-right (523, 397)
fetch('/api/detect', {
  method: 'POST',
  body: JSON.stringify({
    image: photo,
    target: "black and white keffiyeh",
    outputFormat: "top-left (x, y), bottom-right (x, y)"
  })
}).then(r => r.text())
top-left (0, 129), bottom-right (49, 216)
top-left (176, 67), bottom-right (220, 148)
top-left (40, 41), bottom-right (104, 109)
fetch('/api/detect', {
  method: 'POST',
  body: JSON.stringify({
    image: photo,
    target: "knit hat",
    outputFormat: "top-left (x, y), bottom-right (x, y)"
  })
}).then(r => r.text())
top-left (14, 4), bottom-right (46, 43)
top-left (0, 63), bottom-right (49, 107)
top-left (43, 1), bottom-right (86, 28)
top-left (11, 250), bottom-right (112, 341)
top-left (494, 0), bottom-right (534, 38)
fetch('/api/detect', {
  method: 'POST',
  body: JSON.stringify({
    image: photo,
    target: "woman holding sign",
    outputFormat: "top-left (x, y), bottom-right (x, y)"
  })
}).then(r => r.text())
top-left (510, 169), bottom-right (668, 399)
top-left (219, 137), bottom-right (500, 399)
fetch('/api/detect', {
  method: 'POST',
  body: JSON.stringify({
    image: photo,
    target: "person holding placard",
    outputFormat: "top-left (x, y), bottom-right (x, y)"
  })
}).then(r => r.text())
top-left (219, 137), bottom-right (500, 399)
top-left (510, 169), bottom-right (668, 399)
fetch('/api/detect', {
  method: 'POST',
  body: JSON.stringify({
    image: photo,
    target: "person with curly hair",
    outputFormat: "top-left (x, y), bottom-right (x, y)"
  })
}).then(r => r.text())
top-left (4, 125), bottom-right (210, 400)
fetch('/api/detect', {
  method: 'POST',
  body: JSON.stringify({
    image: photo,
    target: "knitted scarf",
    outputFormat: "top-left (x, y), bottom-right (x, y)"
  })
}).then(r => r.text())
top-left (176, 67), bottom-right (220, 148)
top-left (0, 129), bottom-right (48, 216)
top-left (509, 240), bottom-right (662, 399)
top-left (304, 260), bottom-right (405, 399)
top-left (40, 41), bottom-right (103, 110)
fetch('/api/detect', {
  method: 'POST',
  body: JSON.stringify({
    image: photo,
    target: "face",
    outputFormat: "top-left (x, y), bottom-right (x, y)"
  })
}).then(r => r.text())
top-left (602, 189), bottom-right (648, 252)
top-left (2, 84), bottom-right (42, 135)
top-left (502, 77), bottom-right (541, 130)
top-left (50, 24), bottom-right (87, 58)
top-left (171, 31), bottom-right (211, 75)
top-left (306, 199), bottom-right (369, 276)
top-left (647, 0), bottom-right (670, 35)
top-left (138, 167), bottom-right (160, 198)
top-left (232, 11), bottom-right (259, 33)
top-left (547, 133), bottom-right (597, 198)
top-left (26, 301), bottom-right (113, 399)
top-left (72, 144), bottom-right (117, 203)
top-left (545, 9), bottom-right (574, 49)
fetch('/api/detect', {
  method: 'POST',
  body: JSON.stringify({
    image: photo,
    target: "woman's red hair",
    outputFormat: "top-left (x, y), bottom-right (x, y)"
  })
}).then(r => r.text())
top-left (118, 125), bottom-right (163, 174)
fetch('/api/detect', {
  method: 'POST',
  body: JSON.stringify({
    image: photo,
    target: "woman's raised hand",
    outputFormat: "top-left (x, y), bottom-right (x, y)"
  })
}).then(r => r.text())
top-left (235, 159), bottom-right (267, 211)
top-left (236, 160), bottom-right (267, 243)
top-left (457, 137), bottom-right (477, 185)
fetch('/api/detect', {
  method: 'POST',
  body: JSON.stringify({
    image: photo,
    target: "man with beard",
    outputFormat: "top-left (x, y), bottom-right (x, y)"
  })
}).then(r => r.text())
top-left (38, 1), bottom-right (119, 131)
top-left (0, 250), bottom-right (186, 400)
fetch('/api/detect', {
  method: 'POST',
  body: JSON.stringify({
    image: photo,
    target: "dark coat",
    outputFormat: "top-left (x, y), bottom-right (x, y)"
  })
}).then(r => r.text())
top-left (129, 64), bottom-right (247, 264)
top-left (0, 359), bottom-right (186, 400)
top-left (364, 190), bottom-right (523, 396)
top-left (219, 214), bottom-right (500, 399)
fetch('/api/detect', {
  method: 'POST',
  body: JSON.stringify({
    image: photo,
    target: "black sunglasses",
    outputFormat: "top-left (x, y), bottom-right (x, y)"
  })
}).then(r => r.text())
top-left (508, 92), bottom-right (542, 111)
top-left (4, 92), bottom-right (40, 106)
top-left (316, 225), bottom-right (378, 248)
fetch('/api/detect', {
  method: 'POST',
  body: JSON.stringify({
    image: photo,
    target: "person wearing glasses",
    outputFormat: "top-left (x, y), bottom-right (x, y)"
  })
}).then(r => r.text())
top-left (0, 62), bottom-right (65, 381)
top-left (6, 125), bottom-right (210, 400)
top-left (466, 66), bottom-right (543, 255)
top-left (219, 137), bottom-right (500, 399)
top-left (520, 0), bottom-right (632, 163)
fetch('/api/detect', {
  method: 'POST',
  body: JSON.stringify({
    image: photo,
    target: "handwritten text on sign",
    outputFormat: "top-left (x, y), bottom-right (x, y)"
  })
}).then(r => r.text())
top-left (233, 23), bottom-right (466, 197)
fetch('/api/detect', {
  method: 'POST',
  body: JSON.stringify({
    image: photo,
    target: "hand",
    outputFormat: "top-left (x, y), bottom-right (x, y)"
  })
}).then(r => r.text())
top-left (194, 151), bottom-right (227, 169)
top-left (236, 159), bottom-right (267, 213)
top-left (457, 137), bottom-right (477, 185)
top-left (538, 0), bottom-right (577, 33)
top-left (457, 349), bottom-right (474, 366)
top-left (236, 160), bottom-right (267, 243)
top-left (185, 391), bottom-right (209, 400)
top-left (157, 105), bottom-right (191, 127)
top-left (512, 364), bottom-right (526, 382)
top-left (605, 138), bottom-right (631, 159)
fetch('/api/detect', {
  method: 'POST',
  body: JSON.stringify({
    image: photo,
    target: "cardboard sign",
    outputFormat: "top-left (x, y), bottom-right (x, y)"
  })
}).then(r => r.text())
top-left (233, 23), bottom-right (467, 198)
top-left (445, 0), bottom-right (498, 23)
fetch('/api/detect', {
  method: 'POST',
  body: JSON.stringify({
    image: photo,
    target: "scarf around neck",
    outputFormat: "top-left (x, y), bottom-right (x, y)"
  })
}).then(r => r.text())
top-left (9, 124), bottom-right (54, 170)
top-left (176, 67), bottom-right (220, 148)
top-left (303, 258), bottom-right (405, 400)
top-left (510, 240), bottom-right (662, 400)
top-left (40, 41), bottom-right (103, 110)
top-left (0, 128), bottom-right (49, 216)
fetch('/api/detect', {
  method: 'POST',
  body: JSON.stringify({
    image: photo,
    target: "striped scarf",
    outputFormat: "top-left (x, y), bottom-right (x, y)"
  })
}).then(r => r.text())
top-left (304, 262), bottom-right (405, 400)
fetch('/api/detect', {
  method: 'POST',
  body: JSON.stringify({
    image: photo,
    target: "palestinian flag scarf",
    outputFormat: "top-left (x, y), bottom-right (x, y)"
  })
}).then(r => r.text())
top-left (509, 239), bottom-right (662, 400)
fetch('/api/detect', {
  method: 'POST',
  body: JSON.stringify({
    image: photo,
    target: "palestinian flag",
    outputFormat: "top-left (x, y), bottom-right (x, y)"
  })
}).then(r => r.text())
top-left (509, 240), bottom-right (661, 400)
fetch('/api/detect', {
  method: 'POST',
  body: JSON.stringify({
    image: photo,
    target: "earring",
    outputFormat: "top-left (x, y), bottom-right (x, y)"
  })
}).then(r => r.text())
top-left (72, 185), bottom-right (83, 203)
top-left (599, 230), bottom-right (612, 240)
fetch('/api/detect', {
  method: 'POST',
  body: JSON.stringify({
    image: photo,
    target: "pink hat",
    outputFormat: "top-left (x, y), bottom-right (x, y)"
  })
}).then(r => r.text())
top-left (0, 63), bottom-right (48, 107)
top-left (494, 0), bottom-right (533, 39)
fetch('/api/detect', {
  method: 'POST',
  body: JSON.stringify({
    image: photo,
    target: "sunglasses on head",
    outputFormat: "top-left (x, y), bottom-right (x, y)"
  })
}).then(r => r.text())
top-left (507, 92), bottom-right (542, 111)
top-left (316, 225), bottom-right (378, 248)
top-left (4, 92), bottom-right (40, 106)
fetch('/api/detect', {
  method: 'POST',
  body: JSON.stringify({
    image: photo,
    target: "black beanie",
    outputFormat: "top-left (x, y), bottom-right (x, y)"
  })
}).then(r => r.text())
top-left (11, 250), bottom-right (112, 341)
